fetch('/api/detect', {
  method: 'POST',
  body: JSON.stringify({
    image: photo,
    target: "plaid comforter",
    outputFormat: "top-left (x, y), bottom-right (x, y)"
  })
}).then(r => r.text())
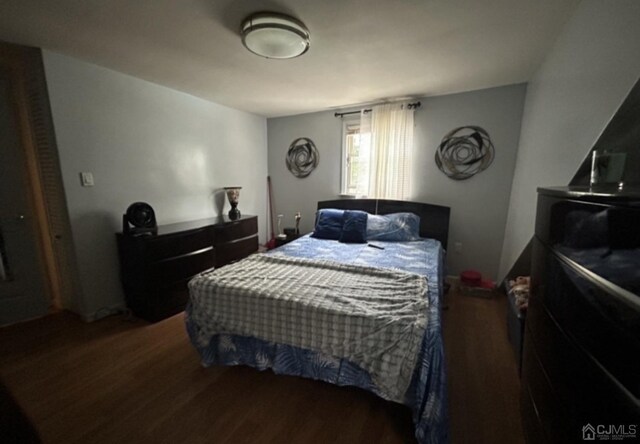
top-left (188, 253), bottom-right (428, 401)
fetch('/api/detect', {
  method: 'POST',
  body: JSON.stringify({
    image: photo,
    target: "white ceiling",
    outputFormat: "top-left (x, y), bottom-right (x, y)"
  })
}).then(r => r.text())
top-left (0, 0), bottom-right (580, 117)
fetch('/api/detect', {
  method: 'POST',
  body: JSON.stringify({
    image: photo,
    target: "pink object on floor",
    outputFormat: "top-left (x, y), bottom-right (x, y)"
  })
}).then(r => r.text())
top-left (460, 270), bottom-right (481, 287)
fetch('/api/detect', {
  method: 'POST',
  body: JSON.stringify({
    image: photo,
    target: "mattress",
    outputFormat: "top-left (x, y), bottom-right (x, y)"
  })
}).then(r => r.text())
top-left (185, 235), bottom-right (448, 443)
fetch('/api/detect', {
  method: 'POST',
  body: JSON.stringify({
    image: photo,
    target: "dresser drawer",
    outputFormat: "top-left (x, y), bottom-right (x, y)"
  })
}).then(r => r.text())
top-left (535, 195), bottom-right (609, 247)
top-left (125, 277), bottom-right (194, 322)
top-left (145, 278), bottom-right (193, 321)
top-left (521, 327), bottom-right (568, 444)
top-left (527, 293), bottom-right (640, 427)
top-left (214, 216), bottom-right (258, 244)
top-left (520, 384), bottom-right (549, 444)
top-left (144, 227), bottom-right (214, 260)
top-left (535, 195), bottom-right (640, 294)
top-left (537, 243), bottom-right (640, 397)
top-left (215, 236), bottom-right (258, 268)
top-left (149, 247), bottom-right (215, 283)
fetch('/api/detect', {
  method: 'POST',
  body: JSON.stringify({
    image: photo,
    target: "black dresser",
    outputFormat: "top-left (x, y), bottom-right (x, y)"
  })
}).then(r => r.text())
top-left (521, 187), bottom-right (640, 443)
top-left (116, 215), bottom-right (258, 322)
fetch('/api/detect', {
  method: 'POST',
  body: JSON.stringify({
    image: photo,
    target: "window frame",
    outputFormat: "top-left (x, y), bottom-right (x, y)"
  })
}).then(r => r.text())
top-left (340, 117), bottom-right (366, 197)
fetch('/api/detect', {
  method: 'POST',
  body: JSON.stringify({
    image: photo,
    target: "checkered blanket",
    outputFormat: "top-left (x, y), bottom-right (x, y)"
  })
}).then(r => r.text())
top-left (188, 254), bottom-right (428, 401)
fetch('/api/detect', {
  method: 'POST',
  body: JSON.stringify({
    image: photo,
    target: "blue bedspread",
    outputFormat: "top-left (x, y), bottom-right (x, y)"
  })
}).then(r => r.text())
top-left (185, 235), bottom-right (448, 443)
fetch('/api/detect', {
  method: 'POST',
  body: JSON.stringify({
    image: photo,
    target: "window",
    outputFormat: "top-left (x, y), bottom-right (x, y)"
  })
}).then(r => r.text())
top-left (341, 121), bottom-right (371, 197)
top-left (341, 103), bottom-right (414, 200)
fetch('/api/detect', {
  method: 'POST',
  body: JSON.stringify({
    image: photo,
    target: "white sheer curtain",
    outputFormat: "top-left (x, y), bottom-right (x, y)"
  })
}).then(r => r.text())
top-left (360, 102), bottom-right (414, 200)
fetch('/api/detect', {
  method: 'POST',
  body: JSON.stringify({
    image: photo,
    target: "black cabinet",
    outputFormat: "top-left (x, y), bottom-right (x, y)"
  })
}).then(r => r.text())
top-left (521, 187), bottom-right (640, 443)
top-left (116, 215), bottom-right (258, 322)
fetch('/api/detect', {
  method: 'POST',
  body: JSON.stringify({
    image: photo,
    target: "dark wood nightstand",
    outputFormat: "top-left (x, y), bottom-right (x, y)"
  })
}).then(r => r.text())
top-left (116, 215), bottom-right (258, 322)
top-left (275, 234), bottom-right (301, 247)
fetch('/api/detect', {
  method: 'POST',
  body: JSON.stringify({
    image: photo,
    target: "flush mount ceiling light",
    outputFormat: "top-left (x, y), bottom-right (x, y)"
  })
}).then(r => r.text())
top-left (241, 12), bottom-right (310, 59)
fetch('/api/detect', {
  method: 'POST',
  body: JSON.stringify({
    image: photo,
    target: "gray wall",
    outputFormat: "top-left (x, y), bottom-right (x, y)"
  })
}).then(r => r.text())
top-left (498, 0), bottom-right (640, 279)
top-left (44, 51), bottom-right (268, 320)
top-left (267, 110), bottom-right (344, 235)
top-left (268, 84), bottom-right (526, 280)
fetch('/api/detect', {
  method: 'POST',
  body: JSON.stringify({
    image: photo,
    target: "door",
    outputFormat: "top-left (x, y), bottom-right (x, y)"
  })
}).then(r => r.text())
top-left (0, 50), bottom-right (50, 326)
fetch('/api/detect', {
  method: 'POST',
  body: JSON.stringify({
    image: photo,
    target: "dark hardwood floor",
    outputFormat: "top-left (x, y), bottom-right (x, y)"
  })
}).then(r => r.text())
top-left (443, 289), bottom-right (525, 444)
top-left (0, 287), bottom-right (524, 443)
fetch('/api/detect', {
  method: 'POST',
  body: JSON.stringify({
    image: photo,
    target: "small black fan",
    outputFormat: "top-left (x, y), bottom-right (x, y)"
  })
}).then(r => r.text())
top-left (123, 202), bottom-right (157, 236)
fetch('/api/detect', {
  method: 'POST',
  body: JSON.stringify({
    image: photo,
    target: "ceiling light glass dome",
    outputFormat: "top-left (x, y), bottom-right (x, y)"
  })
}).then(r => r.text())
top-left (241, 12), bottom-right (310, 59)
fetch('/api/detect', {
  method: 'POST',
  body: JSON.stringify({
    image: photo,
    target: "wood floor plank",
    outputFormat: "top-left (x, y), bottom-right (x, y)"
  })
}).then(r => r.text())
top-left (0, 288), bottom-right (524, 443)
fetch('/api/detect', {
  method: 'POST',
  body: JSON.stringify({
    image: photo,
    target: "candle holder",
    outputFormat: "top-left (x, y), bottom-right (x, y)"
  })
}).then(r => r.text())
top-left (295, 212), bottom-right (301, 235)
top-left (224, 187), bottom-right (242, 220)
top-left (276, 214), bottom-right (286, 239)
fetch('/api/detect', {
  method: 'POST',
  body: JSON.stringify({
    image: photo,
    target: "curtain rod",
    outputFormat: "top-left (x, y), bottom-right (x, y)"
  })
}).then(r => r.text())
top-left (334, 101), bottom-right (421, 118)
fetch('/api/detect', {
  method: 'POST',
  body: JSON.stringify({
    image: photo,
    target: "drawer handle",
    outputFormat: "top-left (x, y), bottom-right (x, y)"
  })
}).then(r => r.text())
top-left (155, 246), bottom-right (214, 263)
top-left (552, 249), bottom-right (640, 312)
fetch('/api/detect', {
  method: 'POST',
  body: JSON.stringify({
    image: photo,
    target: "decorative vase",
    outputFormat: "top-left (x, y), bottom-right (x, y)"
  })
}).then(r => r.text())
top-left (224, 187), bottom-right (242, 220)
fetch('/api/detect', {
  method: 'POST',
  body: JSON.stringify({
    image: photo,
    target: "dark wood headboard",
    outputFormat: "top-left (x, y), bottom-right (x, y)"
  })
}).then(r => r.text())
top-left (317, 199), bottom-right (451, 249)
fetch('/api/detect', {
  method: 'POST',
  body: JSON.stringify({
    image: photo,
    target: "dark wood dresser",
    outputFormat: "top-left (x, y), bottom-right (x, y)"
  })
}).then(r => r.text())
top-left (116, 215), bottom-right (258, 322)
top-left (521, 187), bottom-right (640, 443)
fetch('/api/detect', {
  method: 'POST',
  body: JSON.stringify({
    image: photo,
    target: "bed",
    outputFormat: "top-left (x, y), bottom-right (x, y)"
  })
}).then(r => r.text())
top-left (185, 199), bottom-right (450, 443)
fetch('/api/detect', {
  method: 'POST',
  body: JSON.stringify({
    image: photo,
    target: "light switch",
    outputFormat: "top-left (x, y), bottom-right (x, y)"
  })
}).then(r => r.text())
top-left (80, 172), bottom-right (94, 187)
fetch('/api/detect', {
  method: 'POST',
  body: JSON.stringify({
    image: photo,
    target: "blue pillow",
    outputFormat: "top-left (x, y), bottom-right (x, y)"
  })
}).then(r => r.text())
top-left (311, 209), bottom-right (345, 240)
top-left (366, 212), bottom-right (421, 241)
top-left (339, 210), bottom-right (368, 243)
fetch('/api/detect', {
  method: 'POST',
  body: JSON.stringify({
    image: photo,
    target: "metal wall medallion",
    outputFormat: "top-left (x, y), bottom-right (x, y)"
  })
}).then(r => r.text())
top-left (435, 126), bottom-right (495, 180)
top-left (286, 137), bottom-right (319, 178)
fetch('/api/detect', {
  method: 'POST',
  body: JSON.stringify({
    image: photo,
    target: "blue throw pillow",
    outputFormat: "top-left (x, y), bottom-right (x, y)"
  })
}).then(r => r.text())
top-left (366, 212), bottom-right (421, 241)
top-left (339, 210), bottom-right (368, 243)
top-left (311, 209), bottom-right (345, 240)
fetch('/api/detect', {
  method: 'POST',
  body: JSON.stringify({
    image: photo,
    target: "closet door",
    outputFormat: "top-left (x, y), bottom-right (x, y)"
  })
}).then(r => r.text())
top-left (0, 49), bottom-right (50, 325)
